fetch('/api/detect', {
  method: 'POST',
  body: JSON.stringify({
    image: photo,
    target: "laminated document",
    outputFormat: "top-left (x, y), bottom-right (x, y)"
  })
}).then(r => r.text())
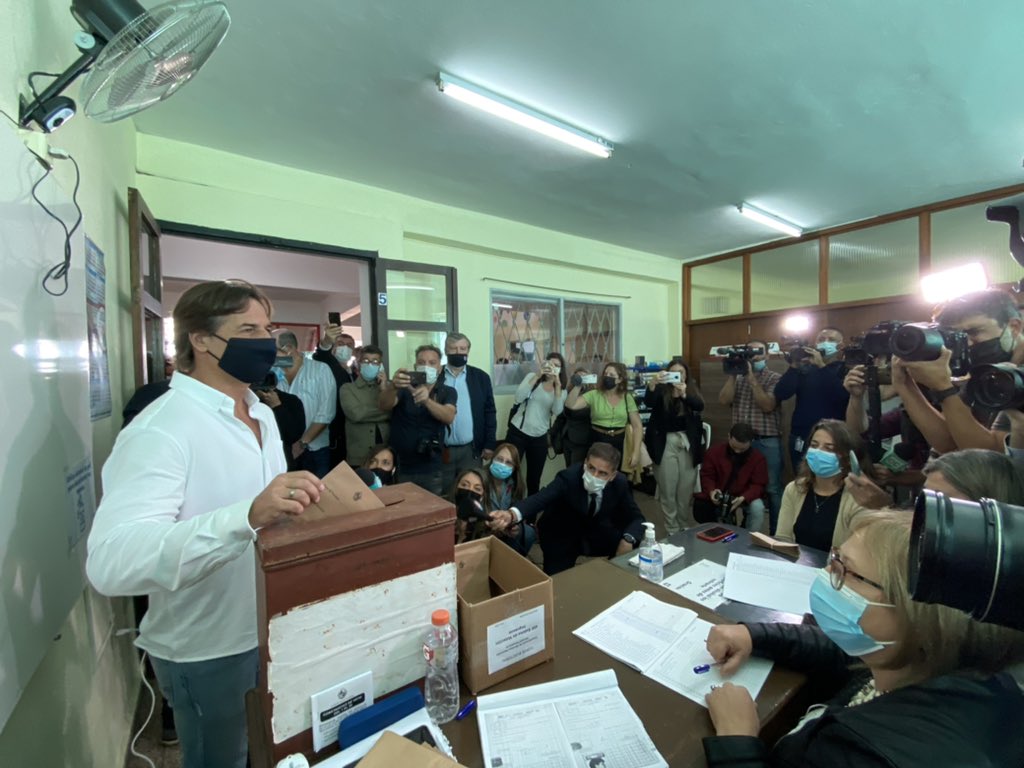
top-left (476, 669), bottom-right (667, 768)
top-left (722, 553), bottom-right (818, 616)
top-left (573, 591), bottom-right (773, 707)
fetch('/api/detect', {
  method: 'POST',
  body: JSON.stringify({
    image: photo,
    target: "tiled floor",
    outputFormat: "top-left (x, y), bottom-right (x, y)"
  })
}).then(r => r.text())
top-left (122, 489), bottom-right (667, 767)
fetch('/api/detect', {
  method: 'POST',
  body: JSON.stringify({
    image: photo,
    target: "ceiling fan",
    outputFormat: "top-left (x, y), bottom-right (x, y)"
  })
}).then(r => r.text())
top-left (19, 0), bottom-right (230, 133)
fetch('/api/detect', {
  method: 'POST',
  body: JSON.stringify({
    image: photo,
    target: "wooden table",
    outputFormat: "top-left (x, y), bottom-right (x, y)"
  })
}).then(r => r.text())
top-left (442, 557), bottom-right (808, 768)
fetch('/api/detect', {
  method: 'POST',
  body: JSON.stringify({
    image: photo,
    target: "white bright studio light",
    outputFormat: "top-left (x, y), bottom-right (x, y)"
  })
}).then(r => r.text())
top-left (782, 314), bottom-right (812, 334)
top-left (738, 203), bottom-right (803, 238)
top-left (920, 262), bottom-right (989, 303)
top-left (438, 72), bottom-right (612, 158)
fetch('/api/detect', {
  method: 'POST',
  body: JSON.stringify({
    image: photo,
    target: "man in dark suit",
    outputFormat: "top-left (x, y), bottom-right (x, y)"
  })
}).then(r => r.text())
top-left (313, 323), bottom-right (355, 467)
top-left (489, 442), bottom-right (646, 575)
top-left (441, 332), bottom-right (497, 493)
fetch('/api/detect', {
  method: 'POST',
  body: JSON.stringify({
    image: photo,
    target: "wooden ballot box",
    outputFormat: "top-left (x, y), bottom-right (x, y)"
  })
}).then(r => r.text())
top-left (254, 470), bottom-right (456, 764)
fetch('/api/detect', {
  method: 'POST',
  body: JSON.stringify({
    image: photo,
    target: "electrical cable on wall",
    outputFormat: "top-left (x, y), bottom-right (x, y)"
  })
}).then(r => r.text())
top-left (28, 148), bottom-right (83, 296)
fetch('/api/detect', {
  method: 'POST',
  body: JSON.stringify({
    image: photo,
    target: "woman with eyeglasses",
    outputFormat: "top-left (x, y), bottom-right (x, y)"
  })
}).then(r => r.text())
top-left (565, 361), bottom-right (643, 473)
top-left (775, 419), bottom-right (869, 550)
top-left (701, 509), bottom-right (1024, 767)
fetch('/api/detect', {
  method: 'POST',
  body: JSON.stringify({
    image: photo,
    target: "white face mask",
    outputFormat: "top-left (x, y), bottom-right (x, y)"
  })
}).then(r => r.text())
top-left (582, 470), bottom-right (608, 494)
top-left (416, 364), bottom-right (438, 385)
top-left (335, 345), bottom-right (353, 362)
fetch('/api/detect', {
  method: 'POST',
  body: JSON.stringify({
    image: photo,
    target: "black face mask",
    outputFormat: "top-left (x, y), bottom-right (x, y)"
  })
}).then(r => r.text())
top-left (210, 335), bottom-right (278, 385)
top-left (447, 353), bottom-right (468, 368)
top-left (602, 376), bottom-right (618, 391)
top-left (968, 331), bottom-right (1013, 367)
top-left (372, 468), bottom-right (395, 486)
top-left (454, 488), bottom-right (485, 521)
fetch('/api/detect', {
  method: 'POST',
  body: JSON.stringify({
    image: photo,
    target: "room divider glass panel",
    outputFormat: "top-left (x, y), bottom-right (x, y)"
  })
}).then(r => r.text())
top-left (829, 217), bottom-right (918, 303)
top-left (374, 259), bottom-right (457, 370)
top-left (689, 258), bottom-right (743, 319)
top-left (931, 201), bottom-right (1022, 286)
top-left (383, 269), bottom-right (448, 323)
top-left (750, 241), bottom-right (819, 312)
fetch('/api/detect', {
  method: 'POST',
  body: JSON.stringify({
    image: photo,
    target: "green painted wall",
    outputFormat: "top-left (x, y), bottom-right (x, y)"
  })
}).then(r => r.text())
top-left (0, 2), bottom-right (141, 765)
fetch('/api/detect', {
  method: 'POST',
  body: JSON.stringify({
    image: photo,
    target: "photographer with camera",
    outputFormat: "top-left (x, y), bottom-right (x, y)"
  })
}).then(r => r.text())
top-left (693, 423), bottom-right (768, 532)
top-left (893, 289), bottom-right (1023, 455)
top-left (717, 340), bottom-right (784, 533)
top-left (775, 327), bottom-right (850, 473)
top-left (701, 510), bottom-right (1024, 768)
top-left (379, 344), bottom-right (457, 495)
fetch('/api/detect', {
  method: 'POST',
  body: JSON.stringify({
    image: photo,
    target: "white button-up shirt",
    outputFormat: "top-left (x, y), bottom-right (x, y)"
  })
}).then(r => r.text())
top-left (277, 355), bottom-right (337, 451)
top-left (86, 372), bottom-right (286, 662)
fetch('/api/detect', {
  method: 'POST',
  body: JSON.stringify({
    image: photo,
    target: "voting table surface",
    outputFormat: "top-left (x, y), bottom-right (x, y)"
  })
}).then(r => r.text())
top-left (442, 553), bottom-right (814, 768)
top-left (608, 522), bottom-right (830, 625)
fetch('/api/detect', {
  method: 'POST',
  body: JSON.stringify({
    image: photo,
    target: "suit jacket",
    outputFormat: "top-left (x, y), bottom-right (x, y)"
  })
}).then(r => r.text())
top-left (461, 365), bottom-right (497, 454)
top-left (516, 464), bottom-right (645, 554)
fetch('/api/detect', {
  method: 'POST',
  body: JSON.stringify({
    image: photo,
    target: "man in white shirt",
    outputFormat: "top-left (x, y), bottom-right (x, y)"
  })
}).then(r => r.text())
top-left (87, 280), bottom-right (325, 768)
top-left (274, 330), bottom-right (338, 478)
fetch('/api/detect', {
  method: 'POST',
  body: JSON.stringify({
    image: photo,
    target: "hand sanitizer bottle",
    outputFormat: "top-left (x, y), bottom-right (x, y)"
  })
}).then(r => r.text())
top-left (638, 522), bottom-right (663, 583)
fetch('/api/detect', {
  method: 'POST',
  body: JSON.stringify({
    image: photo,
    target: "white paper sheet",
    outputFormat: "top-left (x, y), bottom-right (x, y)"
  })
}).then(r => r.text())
top-left (660, 560), bottom-right (727, 610)
top-left (644, 618), bottom-right (773, 708)
top-left (572, 591), bottom-right (698, 671)
top-left (487, 605), bottom-right (546, 675)
top-left (476, 669), bottom-right (667, 768)
top-left (722, 553), bottom-right (818, 616)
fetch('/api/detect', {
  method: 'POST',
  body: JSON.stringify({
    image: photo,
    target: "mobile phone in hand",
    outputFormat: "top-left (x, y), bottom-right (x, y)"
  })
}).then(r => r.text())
top-left (328, 311), bottom-right (341, 326)
top-left (408, 370), bottom-right (427, 388)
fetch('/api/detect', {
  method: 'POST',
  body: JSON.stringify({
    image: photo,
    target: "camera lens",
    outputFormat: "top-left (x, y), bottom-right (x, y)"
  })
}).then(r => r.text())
top-left (890, 323), bottom-right (944, 362)
top-left (908, 490), bottom-right (1023, 630)
top-left (966, 363), bottom-right (1024, 411)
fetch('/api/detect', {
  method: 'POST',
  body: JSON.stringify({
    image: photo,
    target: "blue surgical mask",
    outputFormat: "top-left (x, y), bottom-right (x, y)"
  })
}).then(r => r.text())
top-left (360, 362), bottom-right (381, 382)
top-left (809, 571), bottom-right (895, 656)
top-left (752, 360), bottom-right (767, 372)
top-left (817, 341), bottom-right (839, 357)
top-left (490, 462), bottom-right (514, 481)
top-left (806, 447), bottom-right (842, 478)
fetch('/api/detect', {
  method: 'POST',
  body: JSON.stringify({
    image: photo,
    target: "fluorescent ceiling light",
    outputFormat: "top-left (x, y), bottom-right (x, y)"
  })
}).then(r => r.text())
top-left (388, 285), bottom-right (434, 291)
top-left (920, 262), bottom-right (989, 303)
top-left (438, 72), bottom-right (612, 158)
top-left (492, 303), bottom-right (514, 310)
top-left (738, 203), bottom-right (803, 238)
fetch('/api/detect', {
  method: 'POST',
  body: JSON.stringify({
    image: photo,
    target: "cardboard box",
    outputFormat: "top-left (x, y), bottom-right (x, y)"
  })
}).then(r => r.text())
top-left (455, 537), bottom-right (554, 694)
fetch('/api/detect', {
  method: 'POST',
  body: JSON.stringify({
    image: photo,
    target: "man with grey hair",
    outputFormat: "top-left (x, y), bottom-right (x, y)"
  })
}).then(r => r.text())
top-left (274, 330), bottom-right (337, 478)
top-left (442, 332), bottom-right (497, 494)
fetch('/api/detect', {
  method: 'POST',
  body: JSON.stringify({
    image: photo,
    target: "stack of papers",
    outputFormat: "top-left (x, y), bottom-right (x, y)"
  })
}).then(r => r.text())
top-left (477, 669), bottom-right (667, 768)
top-left (573, 591), bottom-right (773, 707)
top-left (660, 559), bottom-right (727, 610)
top-left (722, 553), bottom-right (819, 616)
top-left (627, 543), bottom-right (688, 568)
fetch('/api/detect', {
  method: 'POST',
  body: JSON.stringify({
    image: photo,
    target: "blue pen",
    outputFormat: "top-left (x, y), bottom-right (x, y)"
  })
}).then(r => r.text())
top-left (455, 699), bottom-right (477, 721)
top-left (722, 533), bottom-right (738, 543)
top-left (693, 662), bottom-right (722, 674)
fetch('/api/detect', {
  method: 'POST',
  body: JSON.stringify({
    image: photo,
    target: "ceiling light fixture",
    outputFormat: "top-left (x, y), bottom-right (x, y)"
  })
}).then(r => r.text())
top-left (437, 72), bottom-right (613, 158)
top-left (738, 203), bottom-right (803, 238)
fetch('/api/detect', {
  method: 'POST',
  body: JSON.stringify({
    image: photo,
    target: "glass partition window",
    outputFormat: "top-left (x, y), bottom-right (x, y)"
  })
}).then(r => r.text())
top-left (829, 218), bottom-right (918, 304)
top-left (689, 258), bottom-right (743, 319)
top-left (750, 241), bottom-right (819, 312)
top-left (386, 330), bottom-right (448, 370)
top-left (383, 270), bottom-right (448, 323)
top-left (931, 201), bottom-right (1022, 286)
top-left (491, 292), bottom-right (620, 391)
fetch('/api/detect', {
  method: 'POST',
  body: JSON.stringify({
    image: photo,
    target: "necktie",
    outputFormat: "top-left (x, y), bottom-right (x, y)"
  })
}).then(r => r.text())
top-left (588, 493), bottom-right (597, 517)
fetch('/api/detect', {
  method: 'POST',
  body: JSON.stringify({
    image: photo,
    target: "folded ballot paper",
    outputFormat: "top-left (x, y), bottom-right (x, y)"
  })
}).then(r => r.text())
top-left (627, 543), bottom-right (687, 568)
top-left (573, 591), bottom-right (773, 707)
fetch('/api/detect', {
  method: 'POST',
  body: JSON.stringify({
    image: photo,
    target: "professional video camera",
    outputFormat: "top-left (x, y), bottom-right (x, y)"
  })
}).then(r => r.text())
top-left (713, 344), bottom-right (760, 376)
top-left (890, 322), bottom-right (971, 376)
top-left (909, 490), bottom-right (1023, 630)
top-left (966, 362), bottom-right (1024, 411)
top-left (781, 336), bottom-right (812, 365)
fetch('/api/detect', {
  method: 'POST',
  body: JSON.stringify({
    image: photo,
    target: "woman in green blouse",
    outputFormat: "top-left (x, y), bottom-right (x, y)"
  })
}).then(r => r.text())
top-left (565, 361), bottom-right (643, 471)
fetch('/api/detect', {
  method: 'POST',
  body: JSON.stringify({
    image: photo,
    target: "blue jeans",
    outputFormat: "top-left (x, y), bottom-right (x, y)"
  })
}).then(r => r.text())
top-left (150, 648), bottom-right (259, 768)
top-left (752, 436), bottom-right (783, 534)
top-left (300, 446), bottom-right (332, 478)
top-left (742, 498), bottom-right (766, 533)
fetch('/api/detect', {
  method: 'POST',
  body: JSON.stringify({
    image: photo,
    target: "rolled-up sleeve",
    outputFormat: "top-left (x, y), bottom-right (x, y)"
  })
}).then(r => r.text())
top-left (313, 365), bottom-right (337, 424)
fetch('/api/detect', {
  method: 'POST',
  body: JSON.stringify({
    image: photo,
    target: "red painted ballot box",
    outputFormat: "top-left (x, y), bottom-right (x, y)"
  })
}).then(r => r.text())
top-left (253, 464), bottom-right (456, 764)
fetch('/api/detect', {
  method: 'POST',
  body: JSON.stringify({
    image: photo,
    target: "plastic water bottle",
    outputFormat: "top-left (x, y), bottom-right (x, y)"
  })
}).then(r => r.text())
top-left (638, 522), bottom-right (664, 583)
top-left (423, 608), bottom-right (459, 724)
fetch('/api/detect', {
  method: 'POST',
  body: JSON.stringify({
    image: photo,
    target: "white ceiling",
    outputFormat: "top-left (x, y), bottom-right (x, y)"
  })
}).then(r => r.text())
top-left (133, 0), bottom-right (1024, 260)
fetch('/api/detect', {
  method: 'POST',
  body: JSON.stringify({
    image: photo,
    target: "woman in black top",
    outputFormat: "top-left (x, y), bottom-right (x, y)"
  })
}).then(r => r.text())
top-left (560, 367), bottom-right (596, 467)
top-left (643, 359), bottom-right (705, 533)
top-left (702, 509), bottom-right (1024, 767)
